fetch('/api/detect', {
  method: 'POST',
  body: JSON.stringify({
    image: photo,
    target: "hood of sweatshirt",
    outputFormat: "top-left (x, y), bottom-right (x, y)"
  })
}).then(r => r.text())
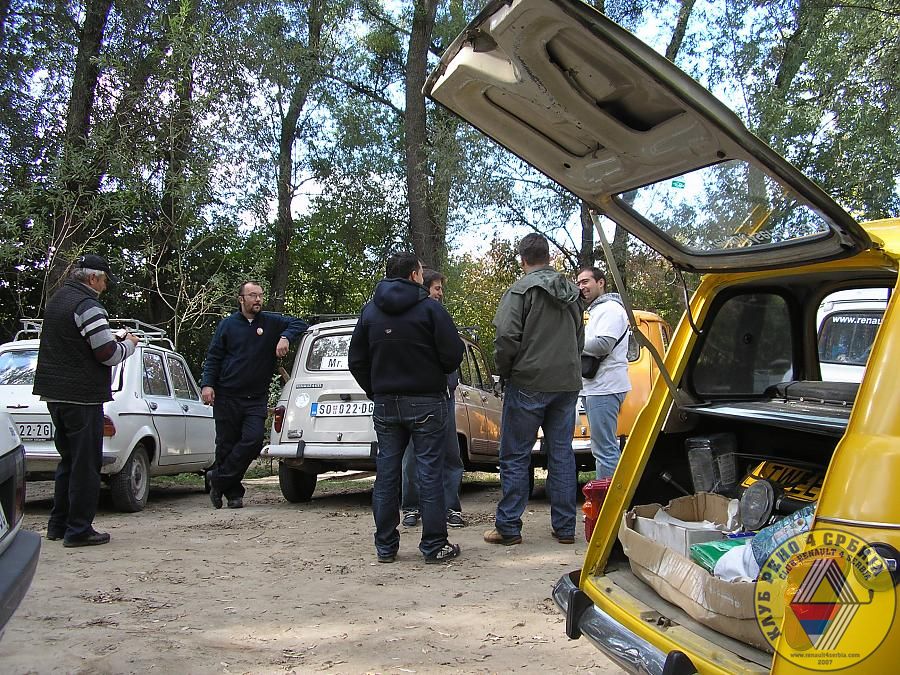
top-left (588, 291), bottom-right (625, 311)
top-left (514, 267), bottom-right (581, 305)
top-left (373, 278), bottom-right (429, 315)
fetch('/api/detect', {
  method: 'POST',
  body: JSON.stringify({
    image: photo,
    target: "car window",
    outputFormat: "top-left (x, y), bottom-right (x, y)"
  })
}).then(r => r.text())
top-left (0, 349), bottom-right (38, 385)
top-left (469, 345), bottom-right (493, 390)
top-left (307, 334), bottom-right (351, 371)
top-left (818, 311), bottom-right (882, 366)
top-left (691, 292), bottom-right (793, 396)
top-left (142, 351), bottom-right (172, 397)
top-left (166, 355), bottom-right (198, 400)
top-left (458, 347), bottom-right (474, 387)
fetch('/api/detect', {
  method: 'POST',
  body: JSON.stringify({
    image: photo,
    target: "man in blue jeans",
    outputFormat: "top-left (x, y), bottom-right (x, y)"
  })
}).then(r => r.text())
top-left (576, 267), bottom-right (631, 479)
top-left (401, 269), bottom-right (465, 529)
top-left (349, 252), bottom-right (465, 564)
top-left (485, 233), bottom-right (584, 546)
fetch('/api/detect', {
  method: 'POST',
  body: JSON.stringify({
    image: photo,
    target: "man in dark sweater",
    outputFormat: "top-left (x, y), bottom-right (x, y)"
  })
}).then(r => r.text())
top-left (33, 254), bottom-right (140, 547)
top-left (201, 281), bottom-right (307, 509)
top-left (348, 252), bottom-right (464, 564)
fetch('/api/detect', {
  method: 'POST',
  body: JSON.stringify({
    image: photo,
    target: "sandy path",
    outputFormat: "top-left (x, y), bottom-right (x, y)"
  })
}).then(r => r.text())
top-left (2, 474), bottom-right (621, 674)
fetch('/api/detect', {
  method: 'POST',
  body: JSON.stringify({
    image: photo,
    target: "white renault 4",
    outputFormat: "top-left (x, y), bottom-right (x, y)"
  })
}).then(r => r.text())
top-left (0, 320), bottom-right (214, 512)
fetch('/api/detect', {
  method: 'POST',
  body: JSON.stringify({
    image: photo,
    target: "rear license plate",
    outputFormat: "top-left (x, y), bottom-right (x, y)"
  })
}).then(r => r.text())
top-left (311, 401), bottom-right (374, 417)
top-left (16, 422), bottom-right (54, 441)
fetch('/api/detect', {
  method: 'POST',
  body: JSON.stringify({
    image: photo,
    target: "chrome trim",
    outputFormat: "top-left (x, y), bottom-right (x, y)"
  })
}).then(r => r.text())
top-left (817, 516), bottom-right (900, 530)
top-left (553, 573), bottom-right (667, 675)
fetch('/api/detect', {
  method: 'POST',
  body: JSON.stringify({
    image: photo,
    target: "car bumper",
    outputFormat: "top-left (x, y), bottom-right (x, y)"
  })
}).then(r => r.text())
top-left (262, 441), bottom-right (377, 460)
top-left (0, 529), bottom-right (41, 637)
top-left (26, 450), bottom-right (117, 477)
top-left (553, 571), bottom-right (681, 675)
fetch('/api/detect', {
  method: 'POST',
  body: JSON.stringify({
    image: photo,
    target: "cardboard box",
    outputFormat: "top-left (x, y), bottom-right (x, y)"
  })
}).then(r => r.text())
top-left (632, 498), bottom-right (727, 557)
top-left (619, 493), bottom-right (772, 652)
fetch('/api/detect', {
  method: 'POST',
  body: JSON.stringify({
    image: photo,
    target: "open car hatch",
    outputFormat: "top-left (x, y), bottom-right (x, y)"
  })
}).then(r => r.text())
top-left (424, 0), bottom-right (872, 272)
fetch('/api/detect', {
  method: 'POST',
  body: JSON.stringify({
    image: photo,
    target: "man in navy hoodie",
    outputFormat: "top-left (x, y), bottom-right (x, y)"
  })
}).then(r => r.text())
top-left (349, 253), bottom-right (464, 564)
top-left (201, 281), bottom-right (307, 509)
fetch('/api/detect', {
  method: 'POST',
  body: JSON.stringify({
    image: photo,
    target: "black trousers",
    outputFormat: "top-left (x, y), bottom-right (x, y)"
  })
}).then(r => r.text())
top-left (47, 402), bottom-right (104, 539)
top-left (211, 394), bottom-right (267, 500)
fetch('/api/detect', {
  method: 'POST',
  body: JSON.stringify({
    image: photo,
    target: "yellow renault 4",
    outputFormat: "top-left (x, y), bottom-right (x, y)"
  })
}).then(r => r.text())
top-left (426, 0), bottom-right (900, 672)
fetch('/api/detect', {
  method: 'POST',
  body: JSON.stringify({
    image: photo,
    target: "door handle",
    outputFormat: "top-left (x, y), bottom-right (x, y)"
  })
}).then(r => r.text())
top-left (181, 404), bottom-right (189, 412)
top-left (148, 401), bottom-right (158, 411)
top-left (481, 395), bottom-right (488, 403)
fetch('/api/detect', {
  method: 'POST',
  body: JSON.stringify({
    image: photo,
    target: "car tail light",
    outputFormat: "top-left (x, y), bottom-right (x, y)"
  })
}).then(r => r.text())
top-left (582, 478), bottom-right (612, 542)
top-left (273, 406), bottom-right (285, 434)
top-left (103, 415), bottom-right (116, 437)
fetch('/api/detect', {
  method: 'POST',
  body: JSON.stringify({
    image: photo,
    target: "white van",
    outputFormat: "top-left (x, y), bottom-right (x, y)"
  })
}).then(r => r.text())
top-left (817, 287), bottom-right (889, 382)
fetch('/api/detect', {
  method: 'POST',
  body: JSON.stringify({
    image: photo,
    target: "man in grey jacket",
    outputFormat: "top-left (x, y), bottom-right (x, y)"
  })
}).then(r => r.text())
top-left (484, 233), bottom-right (584, 546)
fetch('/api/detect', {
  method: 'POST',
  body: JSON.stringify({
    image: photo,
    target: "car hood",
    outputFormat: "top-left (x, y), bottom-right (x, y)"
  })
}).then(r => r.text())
top-left (425, 0), bottom-right (872, 272)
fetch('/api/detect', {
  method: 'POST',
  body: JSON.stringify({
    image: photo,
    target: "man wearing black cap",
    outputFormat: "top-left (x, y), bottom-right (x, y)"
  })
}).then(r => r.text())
top-left (33, 254), bottom-right (140, 547)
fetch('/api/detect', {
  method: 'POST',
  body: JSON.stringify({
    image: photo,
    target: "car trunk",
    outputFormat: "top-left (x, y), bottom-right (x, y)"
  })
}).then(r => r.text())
top-left (576, 260), bottom-right (898, 669)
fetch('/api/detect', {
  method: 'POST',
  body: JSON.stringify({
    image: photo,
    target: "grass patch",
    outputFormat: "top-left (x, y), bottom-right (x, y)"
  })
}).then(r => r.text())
top-left (151, 473), bottom-right (203, 487)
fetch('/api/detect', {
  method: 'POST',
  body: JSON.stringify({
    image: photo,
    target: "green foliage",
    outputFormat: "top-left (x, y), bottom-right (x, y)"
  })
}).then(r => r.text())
top-left (0, 0), bottom-right (897, 362)
top-left (445, 239), bottom-right (520, 366)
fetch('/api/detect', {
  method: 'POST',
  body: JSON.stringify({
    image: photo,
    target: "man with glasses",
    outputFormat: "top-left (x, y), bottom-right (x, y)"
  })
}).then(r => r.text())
top-left (33, 254), bottom-right (140, 547)
top-left (201, 281), bottom-right (307, 509)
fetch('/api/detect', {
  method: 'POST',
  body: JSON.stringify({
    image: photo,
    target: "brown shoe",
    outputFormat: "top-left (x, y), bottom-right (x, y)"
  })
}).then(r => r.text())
top-left (551, 530), bottom-right (575, 544)
top-left (483, 528), bottom-right (522, 545)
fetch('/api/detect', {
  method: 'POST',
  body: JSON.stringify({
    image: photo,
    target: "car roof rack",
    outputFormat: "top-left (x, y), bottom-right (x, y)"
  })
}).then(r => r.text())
top-left (14, 319), bottom-right (43, 341)
top-left (307, 313), bottom-right (359, 325)
top-left (14, 318), bottom-right (175, 350)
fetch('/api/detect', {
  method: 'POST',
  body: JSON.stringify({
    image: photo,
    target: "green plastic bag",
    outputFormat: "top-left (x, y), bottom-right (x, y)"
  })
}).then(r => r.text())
top-left (689, 538), bottom-right (748, 573)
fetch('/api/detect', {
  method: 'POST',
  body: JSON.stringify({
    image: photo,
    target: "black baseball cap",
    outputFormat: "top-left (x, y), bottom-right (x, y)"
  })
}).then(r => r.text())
top-left (75, 254), bottom-right (118, 286)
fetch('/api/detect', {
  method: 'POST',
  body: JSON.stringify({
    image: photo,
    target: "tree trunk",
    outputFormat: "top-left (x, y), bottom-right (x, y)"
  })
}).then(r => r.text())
top-left (405, 0), bottom-right (441, 268)
top-left (665, 0), bottom-right (696, 62)
top-left (270, 0), bottom-right (325, 312)
top-left (46, 0), bottom-right (113, 297)
top-left (151, 44), bottom-right (194, 330)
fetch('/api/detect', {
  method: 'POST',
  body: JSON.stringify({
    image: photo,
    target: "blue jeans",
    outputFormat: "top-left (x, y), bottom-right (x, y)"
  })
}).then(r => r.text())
top-left (495, 384), bottom-right (578, 537)
top-left (584, 393), bottom-right (626, 479)
top-left (372, 394), bottom-right (449, 558)
top-left (401, 394), bottom-right (463, 514)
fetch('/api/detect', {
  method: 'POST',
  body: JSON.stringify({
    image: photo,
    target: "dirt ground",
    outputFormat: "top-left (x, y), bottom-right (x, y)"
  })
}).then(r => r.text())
top-left (2, 472), bottom-right (621, 674)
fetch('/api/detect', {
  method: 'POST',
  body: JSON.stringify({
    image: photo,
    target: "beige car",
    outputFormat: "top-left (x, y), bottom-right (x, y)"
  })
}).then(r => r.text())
top-left (262, 318), bottom-right (502, 502)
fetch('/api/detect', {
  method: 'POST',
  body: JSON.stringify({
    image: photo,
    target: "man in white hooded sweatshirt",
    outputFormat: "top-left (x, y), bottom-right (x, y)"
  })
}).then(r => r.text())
top-left (576, 267), bottom-right (631, 479)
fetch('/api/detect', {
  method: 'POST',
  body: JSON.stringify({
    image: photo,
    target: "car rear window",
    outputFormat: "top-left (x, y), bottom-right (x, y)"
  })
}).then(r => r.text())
top-left (0, 349), bottom-right (38, 385)
top-left (307, 334), bottom-right (352, 371)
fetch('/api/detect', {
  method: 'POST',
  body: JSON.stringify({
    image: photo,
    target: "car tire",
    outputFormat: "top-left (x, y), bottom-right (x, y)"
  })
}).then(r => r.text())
top-left (278, 462), bottom-right (317, 502)
top-left (110, 444), bottom-right (150, 512)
